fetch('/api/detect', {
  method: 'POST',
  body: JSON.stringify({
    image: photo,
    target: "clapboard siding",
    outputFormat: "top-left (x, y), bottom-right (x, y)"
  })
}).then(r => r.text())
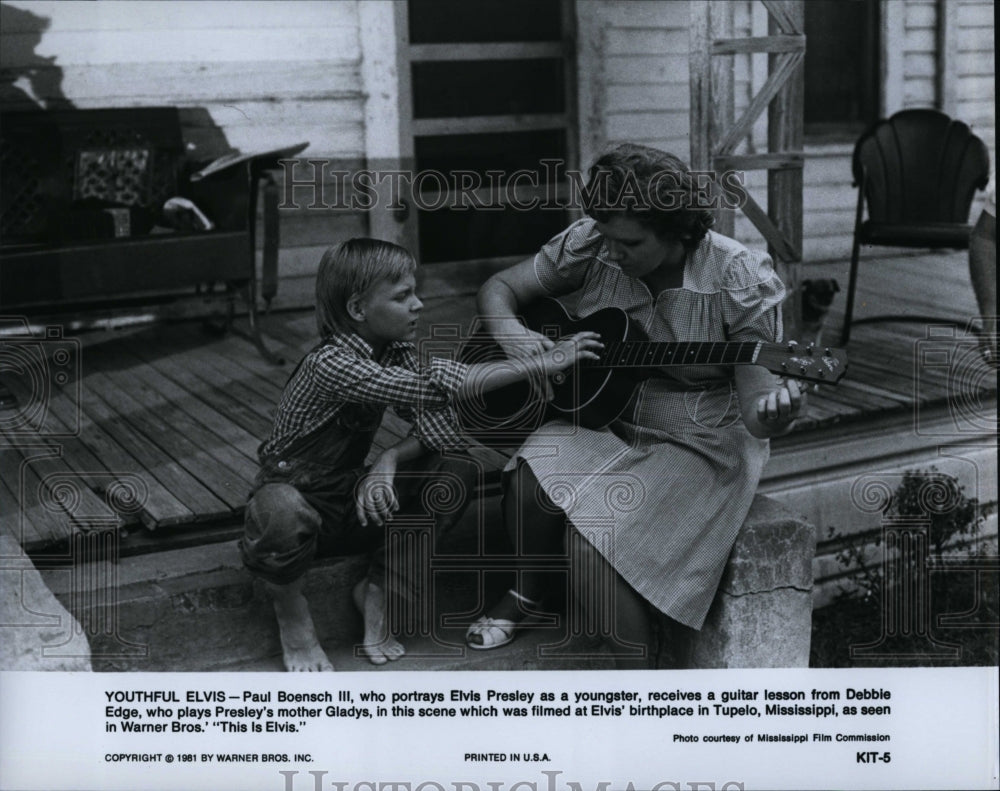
top-left (0, 1), bottom-right (364, 150)
top-left (604, 83), bottom-right (688, 112)
top-left (735, 0), bottom-right (995, 261)
top-left (579, 0), bottom-right (866, 262)
top-left (954, 22), bottom-right (995, 54)
top-left (957, 0), bottom-right (996, 143)
top-left (904, 52), bottom-right (937, 79)
top-left (17, 28), bottom-right (359, 64)
top-left (957, 50), bottom-right (994, 77)
top-left (0, 0), bottom-right (367, 311)
top-left (597, 0), bottom-right (689, 28)
top-left (956, 0), bottom-right (995, 221)
top-left (578, 0), bottom-right (691, 170)
top-left (603, 54), bottom-right (689, 85)
top-left (9, 61), bottom-right (362, 104)
top-left (0, 2), bottom-right (356, 31)
top-left (1, 0), bottom-right (993, 301)
top-left (604, 27), bottom-right (685, 55)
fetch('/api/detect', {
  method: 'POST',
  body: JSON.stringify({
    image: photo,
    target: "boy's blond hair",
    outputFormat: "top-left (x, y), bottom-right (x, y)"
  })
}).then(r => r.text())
top-left (315, 238), bottom-right (417, 337)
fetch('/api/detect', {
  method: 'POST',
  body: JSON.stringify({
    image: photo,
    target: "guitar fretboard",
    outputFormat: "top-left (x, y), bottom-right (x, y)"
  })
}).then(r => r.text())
top-left (596, 341), bottom-right (760, 368)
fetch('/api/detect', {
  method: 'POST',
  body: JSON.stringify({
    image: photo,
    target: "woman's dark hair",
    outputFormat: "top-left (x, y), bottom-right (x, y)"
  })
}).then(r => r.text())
top-left (583, 143), bottom-right (715, 250)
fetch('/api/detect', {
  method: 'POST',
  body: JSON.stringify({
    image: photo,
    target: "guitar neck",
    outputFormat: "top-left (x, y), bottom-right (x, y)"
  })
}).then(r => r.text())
top-left (596, 340), bottom-right (761, 369)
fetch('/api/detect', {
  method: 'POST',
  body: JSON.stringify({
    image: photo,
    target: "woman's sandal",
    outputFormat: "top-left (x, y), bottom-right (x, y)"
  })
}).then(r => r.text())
top-left (466, 589), bottom-right (539, 651)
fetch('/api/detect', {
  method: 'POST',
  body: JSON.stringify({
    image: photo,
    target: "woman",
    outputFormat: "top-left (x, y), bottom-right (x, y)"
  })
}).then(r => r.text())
top-left (466, 144), bottom-right (805, 667)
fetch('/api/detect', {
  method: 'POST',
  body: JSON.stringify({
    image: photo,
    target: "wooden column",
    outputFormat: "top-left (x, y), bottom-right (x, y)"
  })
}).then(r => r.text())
top-left (689, 0), bottom-right (806, 340)
top-left (359, 0), bottom-right (415, 252)
top-left (689, 3), bottom-right (713, 172)
top-left (881, 0), bottom-right (906, 116)
top-left (689, 1), bottom-right (735, 238)
top-left (767, 0), bottom-right (804, 341)
top-left (935, 0), bottom-right (959, 117)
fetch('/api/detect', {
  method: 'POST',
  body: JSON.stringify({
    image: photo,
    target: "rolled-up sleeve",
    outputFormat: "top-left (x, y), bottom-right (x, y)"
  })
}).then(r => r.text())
top-left (407, 357), bottom-right (471, 451)
top-left (425, 356), bottom-right (469, 397)
top-left (409, 405), bottom-right (469, 451)
top-left (311, 347), bottom-right (469, 411)
top-left (388, 349), bottom-right (470, 451)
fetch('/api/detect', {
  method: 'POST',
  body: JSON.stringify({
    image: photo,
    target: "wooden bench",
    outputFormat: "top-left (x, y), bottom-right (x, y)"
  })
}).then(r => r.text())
top-left (0, 106), bottom-right (305, 363)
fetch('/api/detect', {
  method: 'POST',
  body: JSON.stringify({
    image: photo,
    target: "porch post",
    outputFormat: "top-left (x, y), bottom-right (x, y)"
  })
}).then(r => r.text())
top-left (359, 0), bottom-right (415, 251)
top-left (935, 0), bottom-right (959, 117)
top-left (767, 0), bottom-right (804, 341)
top-left (689, 0), bottom-right (806, 341)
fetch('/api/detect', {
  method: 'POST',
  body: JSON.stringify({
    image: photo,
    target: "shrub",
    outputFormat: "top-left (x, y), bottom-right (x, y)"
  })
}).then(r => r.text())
top-left (812, 467), bottom-right (997, 667)
top-left (833, 467), bottom-right (989, 605)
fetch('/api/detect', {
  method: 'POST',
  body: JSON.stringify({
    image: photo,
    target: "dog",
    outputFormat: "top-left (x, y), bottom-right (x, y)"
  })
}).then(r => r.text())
top-left (800, 278), bottom-right (840, 348)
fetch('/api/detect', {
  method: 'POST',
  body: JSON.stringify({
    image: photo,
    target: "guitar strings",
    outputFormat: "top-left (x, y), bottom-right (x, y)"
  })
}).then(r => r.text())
top-left (595, 341), bottom-right (758, 368)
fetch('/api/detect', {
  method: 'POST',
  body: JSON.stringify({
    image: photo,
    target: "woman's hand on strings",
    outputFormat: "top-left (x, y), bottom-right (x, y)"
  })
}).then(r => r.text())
top-left (539, 332), bottom-right (604, 375)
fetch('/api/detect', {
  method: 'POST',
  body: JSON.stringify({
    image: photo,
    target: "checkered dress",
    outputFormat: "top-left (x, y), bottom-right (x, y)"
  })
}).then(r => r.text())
top-left (509, 219), bottom-right (785, 629)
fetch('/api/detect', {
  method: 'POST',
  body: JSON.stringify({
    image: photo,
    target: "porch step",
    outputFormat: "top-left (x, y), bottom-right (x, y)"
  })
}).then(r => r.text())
top-left (218, 626), bottom-right (617, 673)
top-left (0, 534), bottom-right (92, 671)
top-left (38, 493), bottom-right (816, 672)
top-left (38, 495), bottom-right (612, 672)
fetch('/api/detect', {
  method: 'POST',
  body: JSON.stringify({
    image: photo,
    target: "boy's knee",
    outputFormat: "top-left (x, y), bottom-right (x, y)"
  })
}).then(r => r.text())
top-left (240, 484), bottom-right (322, 584)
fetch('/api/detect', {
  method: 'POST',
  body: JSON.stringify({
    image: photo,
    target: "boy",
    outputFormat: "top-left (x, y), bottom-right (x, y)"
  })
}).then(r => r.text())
top-left (240, 238), bottom-right (600, 671)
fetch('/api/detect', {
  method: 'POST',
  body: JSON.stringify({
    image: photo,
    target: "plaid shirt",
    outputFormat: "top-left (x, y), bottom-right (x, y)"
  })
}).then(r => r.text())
top-left (259, 331), bottom-right (469, 462)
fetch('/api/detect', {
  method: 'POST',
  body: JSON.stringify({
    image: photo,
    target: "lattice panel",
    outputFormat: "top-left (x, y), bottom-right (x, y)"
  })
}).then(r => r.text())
top-left (65, 128), bottom-right (178, 211)
top-left (74, 148), bottom-right (152, 206)
top-left (0, 138), bottom-right (43, 238)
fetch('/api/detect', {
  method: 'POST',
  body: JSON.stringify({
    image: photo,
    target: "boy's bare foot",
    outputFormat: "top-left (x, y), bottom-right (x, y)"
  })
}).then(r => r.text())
top-left (352, 579), bottom-right (405, 665)
top-left (265, 580), bottom-right (334, 672)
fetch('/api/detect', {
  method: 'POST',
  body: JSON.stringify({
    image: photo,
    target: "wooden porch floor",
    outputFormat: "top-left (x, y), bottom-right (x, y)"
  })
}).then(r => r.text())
top-left (1, 250), bottom-right (996, 555)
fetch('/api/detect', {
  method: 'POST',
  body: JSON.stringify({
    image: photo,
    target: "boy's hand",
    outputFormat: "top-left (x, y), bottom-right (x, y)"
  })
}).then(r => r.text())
top-left (540, 332), bottom-right (603, 375)
top-left (498, 326), bottom-right (555, 362)
top-left (355, 450), bottom-right (399, 527)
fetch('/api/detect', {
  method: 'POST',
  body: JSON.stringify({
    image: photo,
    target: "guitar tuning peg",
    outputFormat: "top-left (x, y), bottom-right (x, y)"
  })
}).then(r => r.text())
top-left (787, 341), bottom-right (798, 351)
top-left (806, 343), bottom-right (815, 355)
top-left (824, 347), bottom-right (831, 355)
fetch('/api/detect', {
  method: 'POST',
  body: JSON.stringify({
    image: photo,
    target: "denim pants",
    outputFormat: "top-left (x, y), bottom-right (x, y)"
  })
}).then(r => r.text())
top-left (240, 418), bottom-right (478, 594)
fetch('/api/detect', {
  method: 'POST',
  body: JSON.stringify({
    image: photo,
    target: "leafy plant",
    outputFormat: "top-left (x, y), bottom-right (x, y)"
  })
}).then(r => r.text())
top-left (812, 467), bottom-right (997, 667)
top-left (832, 467), bottom-right (990, 605)
top-left (891, 468), bottom-right (985, 556)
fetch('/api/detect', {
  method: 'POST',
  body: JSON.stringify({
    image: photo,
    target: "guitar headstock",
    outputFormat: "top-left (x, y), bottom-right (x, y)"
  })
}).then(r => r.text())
top-left (755, 341), bottom-right (848, 384)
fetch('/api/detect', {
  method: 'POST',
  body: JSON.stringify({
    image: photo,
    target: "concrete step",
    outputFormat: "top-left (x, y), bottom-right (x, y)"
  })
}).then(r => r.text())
top-left (219, 626), bottom-right (618, 673)
top-left (38, 493), bottom-right (816, 671)
top-left (1, 535), bottom-right (92, 671)
top-left (39, 495), bottom-right (616, 672)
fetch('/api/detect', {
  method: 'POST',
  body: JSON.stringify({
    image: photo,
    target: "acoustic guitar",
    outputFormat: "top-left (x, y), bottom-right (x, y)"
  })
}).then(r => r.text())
top-left (456, 297), bottom-right (847, 445)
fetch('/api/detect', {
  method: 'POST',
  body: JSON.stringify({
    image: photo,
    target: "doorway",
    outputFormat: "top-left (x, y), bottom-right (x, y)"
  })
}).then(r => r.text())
top-left (397, 0), bottom-right (578, 268)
